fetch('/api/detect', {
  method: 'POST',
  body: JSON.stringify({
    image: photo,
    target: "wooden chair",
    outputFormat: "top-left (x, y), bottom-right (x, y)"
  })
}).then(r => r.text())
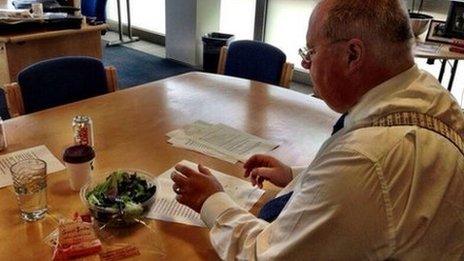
top-left (0, 89), bottom-right (11, 120)
top-left (2, 57), bottom-right (118, 117)
top-left (217, 40), bottom-right (294, 88)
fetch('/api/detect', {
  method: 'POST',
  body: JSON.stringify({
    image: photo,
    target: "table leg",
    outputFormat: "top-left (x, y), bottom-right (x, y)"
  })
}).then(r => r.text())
top-left (117, 0), bottom-right (123, 41)
top-left (438, 59), bottom-right (447, 83)
top-left (448, 60), bottom-right (459, 92)
top-left (126, 0), bottom-right (138, 41)
top-left (106, 0), bottom-right (140, 46)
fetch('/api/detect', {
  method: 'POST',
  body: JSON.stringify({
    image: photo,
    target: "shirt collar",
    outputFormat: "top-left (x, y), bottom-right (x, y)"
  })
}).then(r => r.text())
top-left (345, 65), bottom-right (420, 129)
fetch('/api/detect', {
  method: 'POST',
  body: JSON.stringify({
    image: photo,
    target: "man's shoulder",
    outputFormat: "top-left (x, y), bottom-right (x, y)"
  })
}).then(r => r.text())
top-left (330, 125), bottom-right (461, 163)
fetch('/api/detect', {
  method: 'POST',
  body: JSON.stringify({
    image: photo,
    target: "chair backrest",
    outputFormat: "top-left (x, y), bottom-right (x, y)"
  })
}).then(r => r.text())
top-left (18, 56), bottom-right (110, 114)
top-left (222, 40), bottom-right (287, 86)
top-left (81, 0), bottom-right (108, 22)
top-left (0, 89), bottom-right (10, 120)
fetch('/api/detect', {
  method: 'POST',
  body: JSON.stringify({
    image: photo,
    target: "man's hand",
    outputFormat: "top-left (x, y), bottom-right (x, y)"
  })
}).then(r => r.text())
top-left (171, 164), bottom-right (224, 213)
top-left (243, 154), bottom-right (293, 188)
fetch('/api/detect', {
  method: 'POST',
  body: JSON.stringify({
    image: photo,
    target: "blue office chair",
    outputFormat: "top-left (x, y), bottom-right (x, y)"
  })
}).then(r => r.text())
top-left (81, 0), bottom-right (108, 23)
top-left (217, 40), bottom-right (294, 88)
top-left (3, 56), bottom-right (118, 116)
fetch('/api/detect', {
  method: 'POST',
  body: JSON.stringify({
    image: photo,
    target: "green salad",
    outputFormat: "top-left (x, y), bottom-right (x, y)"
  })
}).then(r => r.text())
top-left (86, 171), bottom-right (156, 221)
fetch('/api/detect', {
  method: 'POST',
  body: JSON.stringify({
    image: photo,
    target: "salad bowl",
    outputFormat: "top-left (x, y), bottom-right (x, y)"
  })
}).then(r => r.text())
top-left (80, 170), bottom-right (158, 226)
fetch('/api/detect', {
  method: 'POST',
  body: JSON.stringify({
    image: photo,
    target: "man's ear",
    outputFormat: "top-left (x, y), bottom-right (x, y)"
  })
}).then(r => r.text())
top-left (346, 39), bottom-right (364, 73)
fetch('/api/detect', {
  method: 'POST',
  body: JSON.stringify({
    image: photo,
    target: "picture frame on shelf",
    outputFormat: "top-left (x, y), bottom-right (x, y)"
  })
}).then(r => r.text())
top-left (445, 0), bottom-right (464, 39)
top-left (426, 20), bottom-right (454, 44)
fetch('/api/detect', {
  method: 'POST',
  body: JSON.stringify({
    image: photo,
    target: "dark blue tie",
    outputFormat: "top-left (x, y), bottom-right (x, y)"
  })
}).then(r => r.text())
top-left (258, 113), bottom-right (347, 222)
top-left (331, 113), bottom-right (347, 135)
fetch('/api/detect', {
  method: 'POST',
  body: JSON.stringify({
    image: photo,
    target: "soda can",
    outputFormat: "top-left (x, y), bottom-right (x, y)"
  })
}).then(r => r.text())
top-left (72, 116), bottom-right (94, 147)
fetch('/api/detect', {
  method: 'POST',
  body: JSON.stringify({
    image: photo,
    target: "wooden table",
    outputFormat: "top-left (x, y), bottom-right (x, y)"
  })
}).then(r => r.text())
top-left (0, 0), bottom-right (107, 86)
top-left (0, 72), bottom-right (338, 260)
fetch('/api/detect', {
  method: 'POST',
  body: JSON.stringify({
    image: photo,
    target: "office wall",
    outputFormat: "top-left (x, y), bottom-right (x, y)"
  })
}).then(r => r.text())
top-left (196, 0), bottom-right (221, 65)
top-left (165, 0), bottom-right (220, 66)
top-left (165, 0), bottom-right (197, 64)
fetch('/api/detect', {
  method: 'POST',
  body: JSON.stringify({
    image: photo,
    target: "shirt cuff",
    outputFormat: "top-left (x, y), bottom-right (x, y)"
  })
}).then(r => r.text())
top-left (291, 166), bottom-right (307, 178)
top-left (200, 191), bottom-right (239, 228)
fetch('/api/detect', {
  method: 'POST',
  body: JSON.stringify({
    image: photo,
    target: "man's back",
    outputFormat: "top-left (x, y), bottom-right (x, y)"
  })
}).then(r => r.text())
top-left (317, 65), bottom-right (464, 259)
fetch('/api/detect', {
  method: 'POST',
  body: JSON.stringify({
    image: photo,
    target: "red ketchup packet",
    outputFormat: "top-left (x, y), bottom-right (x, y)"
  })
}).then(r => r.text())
top-left (52, 220), bottom-right (102, 260)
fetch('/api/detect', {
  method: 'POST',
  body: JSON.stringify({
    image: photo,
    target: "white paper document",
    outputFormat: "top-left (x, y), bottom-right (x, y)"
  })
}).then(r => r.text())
top-left (168, 135), bottom-right (238, 164)
top-left (146, 160), bottom-right (265, 227)
top-left (167, 121), bottom-right (279, 163)
top-left (415, 42), bottom-right (442, 54)
top-left (195, 123), bottom-right (278, 161)
top-left (0, 145), bottom-right (66, 188)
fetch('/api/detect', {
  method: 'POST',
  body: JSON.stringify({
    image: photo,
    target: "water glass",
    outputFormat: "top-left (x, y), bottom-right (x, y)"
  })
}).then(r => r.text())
top-left (10, 159), bottom-right (47, 221)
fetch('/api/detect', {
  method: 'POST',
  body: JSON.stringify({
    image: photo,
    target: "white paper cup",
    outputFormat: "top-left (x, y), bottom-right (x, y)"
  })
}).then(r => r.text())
top-left (63, 145), bottom-right (95, 191)
top-left (65, 161), bottom-right (93, 191)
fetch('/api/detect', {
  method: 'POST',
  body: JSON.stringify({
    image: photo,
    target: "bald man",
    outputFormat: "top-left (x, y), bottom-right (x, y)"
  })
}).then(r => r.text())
top-left (172, 0), bottom-right (464, 259)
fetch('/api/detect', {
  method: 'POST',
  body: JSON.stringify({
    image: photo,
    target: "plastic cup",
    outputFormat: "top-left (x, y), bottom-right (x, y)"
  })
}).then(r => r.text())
top-left (10, 159), bottom-right (48, 221)
top-left (63, 145), bottom-right (95, 191)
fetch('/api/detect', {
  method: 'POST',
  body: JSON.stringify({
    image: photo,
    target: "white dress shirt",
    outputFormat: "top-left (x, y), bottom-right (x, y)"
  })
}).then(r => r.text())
top-left (200, 65), bottom-right (464, 260)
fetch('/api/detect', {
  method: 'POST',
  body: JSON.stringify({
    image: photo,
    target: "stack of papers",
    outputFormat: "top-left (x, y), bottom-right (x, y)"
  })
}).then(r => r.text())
top-left (167, 121), bottom-right (279, 163)
top-left (0, 9), bottom-right (32, 19)
top-left (0, 9), bottom-right (33, 24)
top-left (416, 42), bottom-right (442, 54)
top-left (146, 160), bottom-right (265, 227)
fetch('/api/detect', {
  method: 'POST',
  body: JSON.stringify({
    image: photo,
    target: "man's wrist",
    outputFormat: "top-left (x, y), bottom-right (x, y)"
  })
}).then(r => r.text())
top-left (290, 166), bottom-right (308, 178)
top-left (200, 191), bottom-right (239, 228)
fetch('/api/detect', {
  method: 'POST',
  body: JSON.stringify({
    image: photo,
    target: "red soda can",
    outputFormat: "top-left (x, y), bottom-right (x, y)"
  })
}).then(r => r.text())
top-left (72, 116), bottom-right (94, 147)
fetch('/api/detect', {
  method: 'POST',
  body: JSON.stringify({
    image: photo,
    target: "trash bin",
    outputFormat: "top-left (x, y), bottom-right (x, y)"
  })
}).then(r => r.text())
top-left (202, 32), bottom-right (234, 73)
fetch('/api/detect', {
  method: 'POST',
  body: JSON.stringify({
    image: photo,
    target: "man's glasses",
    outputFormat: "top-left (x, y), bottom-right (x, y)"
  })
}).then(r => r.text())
top-left (298, 39), bottom-right (350, 64)
top-left (298, 47), bottom-right (316, 64)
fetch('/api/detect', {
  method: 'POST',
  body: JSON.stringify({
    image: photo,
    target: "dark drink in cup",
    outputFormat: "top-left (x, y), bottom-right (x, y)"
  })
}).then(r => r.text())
top-left (63, 145), bottom-right (95, 191)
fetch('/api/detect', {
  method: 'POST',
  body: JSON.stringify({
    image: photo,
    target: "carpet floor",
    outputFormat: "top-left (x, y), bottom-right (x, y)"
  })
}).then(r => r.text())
top-left (102, 45), bottom-right (196, 89)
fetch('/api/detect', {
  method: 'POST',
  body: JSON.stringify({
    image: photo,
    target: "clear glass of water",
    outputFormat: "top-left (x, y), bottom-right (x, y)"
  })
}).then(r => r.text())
top-left (10, 159), bottom-right (47, 221)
